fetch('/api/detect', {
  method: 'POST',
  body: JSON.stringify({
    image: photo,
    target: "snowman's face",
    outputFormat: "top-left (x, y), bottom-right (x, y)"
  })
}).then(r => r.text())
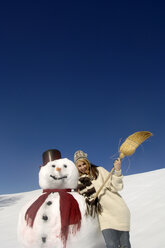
top-left (39, 158), bottom-right (79, 189)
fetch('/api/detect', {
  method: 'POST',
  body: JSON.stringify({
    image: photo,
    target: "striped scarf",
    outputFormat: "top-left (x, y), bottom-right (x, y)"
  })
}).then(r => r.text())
top-left (77, 174), bottom-right (102, 217)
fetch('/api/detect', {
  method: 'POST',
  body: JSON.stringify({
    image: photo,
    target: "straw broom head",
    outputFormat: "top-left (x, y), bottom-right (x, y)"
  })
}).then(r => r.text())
top-left (119, 131), bottom-right (152, 159)
top-left (94, 130), bottom-right (152, 200)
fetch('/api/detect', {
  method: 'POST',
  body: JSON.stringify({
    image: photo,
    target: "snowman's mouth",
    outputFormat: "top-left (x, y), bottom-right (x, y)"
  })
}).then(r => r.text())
top-left (50, 175), bottom-right (67, 180)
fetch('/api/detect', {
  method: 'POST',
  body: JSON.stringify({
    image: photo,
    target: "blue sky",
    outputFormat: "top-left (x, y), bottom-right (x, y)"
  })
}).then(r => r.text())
top-left (0, 0), bottom-right (165, 194)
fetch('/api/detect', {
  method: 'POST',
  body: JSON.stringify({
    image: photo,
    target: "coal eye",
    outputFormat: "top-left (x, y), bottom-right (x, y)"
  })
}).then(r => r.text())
top-left (52, 165), bottom-right (56, 168)
top-left (64, 164), bottom-right (67, 168)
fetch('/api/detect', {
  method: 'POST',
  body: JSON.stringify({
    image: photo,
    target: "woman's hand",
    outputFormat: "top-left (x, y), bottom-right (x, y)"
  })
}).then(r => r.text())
top-left (113, 158), bottom-right (121, 171)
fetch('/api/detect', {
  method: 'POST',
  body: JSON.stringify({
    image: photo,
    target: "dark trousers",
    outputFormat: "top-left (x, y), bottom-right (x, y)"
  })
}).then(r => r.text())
top-left (102, 228), bottom-right (131, 248)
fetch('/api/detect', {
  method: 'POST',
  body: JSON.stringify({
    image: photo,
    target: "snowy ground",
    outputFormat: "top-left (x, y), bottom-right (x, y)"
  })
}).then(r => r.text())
top-left (0, 168), bottom-right (165, 248)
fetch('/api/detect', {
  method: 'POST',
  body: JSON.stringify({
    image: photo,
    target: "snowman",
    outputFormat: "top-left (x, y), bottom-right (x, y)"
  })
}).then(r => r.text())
top-left (18, 149), bottom-right (106, 248)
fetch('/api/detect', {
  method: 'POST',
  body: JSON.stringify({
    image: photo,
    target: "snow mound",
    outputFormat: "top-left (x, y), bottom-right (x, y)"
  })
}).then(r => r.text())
top-left (0, 169), bottom-right (165, 248)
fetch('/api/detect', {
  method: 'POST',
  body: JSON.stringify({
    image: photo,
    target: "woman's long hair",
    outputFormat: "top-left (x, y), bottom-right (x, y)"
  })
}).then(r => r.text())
top-left (76, 158), bottom-right (99, 179)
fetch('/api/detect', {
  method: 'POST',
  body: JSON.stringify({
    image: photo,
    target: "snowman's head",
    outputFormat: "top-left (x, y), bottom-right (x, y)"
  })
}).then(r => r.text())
top-left (39, 158), bottom-right (79, 189)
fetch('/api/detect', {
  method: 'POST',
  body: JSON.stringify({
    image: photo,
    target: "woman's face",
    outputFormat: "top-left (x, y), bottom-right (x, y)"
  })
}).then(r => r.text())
top-left (76, 160), bottom-right (88, 174)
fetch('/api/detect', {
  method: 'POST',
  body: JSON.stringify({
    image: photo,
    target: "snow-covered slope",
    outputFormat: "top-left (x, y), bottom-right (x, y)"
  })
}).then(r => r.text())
top-left (0, 169), bottom-right (165, 248)
top-left (121, 168), bottom-right (165, 248)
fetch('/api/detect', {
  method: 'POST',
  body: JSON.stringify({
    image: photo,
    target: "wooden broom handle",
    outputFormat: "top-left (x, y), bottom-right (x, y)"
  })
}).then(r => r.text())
top-left (94, 166), bottom-right (115, 200)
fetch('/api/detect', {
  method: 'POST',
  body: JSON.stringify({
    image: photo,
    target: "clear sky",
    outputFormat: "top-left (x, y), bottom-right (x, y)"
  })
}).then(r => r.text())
top-left (0, 0), bottom-right (165, 194)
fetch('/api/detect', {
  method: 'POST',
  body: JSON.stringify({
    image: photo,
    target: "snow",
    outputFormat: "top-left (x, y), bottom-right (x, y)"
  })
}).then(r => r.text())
top-left (121, 169), bottom-right (165, 248)
top-left (0, 168), bottom-right (165, 248)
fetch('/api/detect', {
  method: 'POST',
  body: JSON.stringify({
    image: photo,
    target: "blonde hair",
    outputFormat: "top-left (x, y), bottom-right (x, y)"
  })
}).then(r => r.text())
top-left (75, 158), bottom-right (91, 176)
top-left (75, 158), bottom-right (99, 180)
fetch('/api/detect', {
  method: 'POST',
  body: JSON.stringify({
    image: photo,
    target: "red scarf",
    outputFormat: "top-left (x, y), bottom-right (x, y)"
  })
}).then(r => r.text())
top-left (25, 189), bottom-right (81, 248)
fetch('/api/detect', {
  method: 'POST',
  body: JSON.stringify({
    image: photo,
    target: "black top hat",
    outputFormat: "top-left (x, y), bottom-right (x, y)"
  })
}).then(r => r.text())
top-left (42, 149), bottom-right (61, 166)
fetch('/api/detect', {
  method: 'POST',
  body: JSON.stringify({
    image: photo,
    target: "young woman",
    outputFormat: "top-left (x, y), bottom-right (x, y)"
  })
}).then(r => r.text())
top-left (74, 150), bottom-right (131, 248)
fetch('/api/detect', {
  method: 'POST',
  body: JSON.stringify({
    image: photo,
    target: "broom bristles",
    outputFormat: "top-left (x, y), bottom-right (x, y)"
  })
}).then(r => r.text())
top-left (94, 131), bottom-right (152, 200)
top-left (119, 131), bottom-right (152, 159)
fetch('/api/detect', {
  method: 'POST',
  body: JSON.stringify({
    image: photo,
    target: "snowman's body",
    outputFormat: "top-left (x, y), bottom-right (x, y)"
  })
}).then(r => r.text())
top-left (18, 158), bottom-right (106, 248)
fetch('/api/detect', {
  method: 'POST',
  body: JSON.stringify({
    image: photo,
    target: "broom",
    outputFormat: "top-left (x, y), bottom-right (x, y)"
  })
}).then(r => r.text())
top-left (94, 131), bottom-right (152, 200)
